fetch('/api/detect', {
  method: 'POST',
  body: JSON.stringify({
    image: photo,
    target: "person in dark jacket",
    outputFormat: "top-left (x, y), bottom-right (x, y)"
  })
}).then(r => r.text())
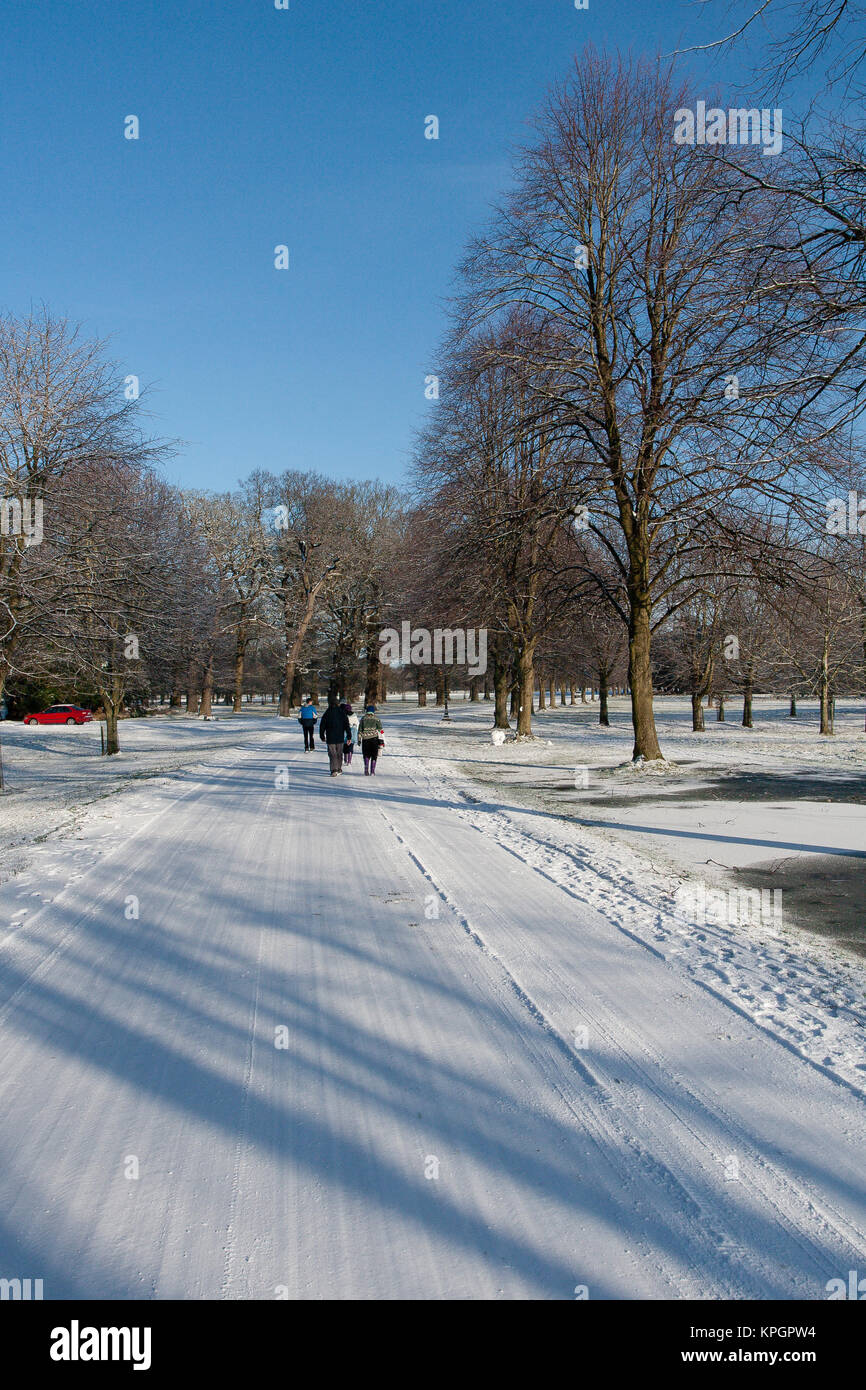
top-left (319, 697), bottom-right (352, 775)
top-left (298, 698), bottom-right (318, 751)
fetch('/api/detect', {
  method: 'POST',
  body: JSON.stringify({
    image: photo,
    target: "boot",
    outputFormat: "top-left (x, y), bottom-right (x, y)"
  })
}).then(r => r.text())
top-left (364, 758), bottom-right (370, 775)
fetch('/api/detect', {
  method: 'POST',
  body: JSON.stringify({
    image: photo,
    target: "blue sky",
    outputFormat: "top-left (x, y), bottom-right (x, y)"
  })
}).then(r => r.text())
top-left (0, 0), bottom-right (789, 493)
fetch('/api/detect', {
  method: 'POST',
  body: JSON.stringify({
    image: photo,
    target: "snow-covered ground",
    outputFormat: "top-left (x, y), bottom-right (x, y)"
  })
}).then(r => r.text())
top-left (0, 710), bottom-right (274, 886)
top-left (388, 696), bottom-right (866, 1090)
top-left (0, 701), bottom-right (864, 1298)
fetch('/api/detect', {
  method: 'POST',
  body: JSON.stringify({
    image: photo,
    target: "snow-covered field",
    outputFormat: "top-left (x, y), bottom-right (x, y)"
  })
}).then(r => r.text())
top-left (391, 696), bottom-right (866, 1089)
top-left (0, 711), bottom-right (274, 886)
top-left (402, 694), bottom-right (866, 948)
top-left (0, 699), bottom-right (864, 1299)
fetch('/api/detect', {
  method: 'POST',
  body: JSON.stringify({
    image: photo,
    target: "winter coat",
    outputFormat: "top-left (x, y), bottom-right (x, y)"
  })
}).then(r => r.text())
top-left (319, 706), bottom-right (351, 744)
top-left (357, 713), bottom-right (384, 742)
top-left (299, 704), bottom-right (318, 722)
top-left (344, 713), bottom-right (359, 744)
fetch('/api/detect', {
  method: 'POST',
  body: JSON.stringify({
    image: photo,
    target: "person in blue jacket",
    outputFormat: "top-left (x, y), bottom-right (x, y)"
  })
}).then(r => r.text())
top-left (298, 698), bottom-right (318, 751)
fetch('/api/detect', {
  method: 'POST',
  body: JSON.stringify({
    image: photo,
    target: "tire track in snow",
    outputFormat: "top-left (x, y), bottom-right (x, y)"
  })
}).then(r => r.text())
top-left (379, 808), bottom-right (603, 1092)
top-left (377, 805), bottom-right (754, 1297)
top-left (219, 826), bottom-right (268, 1300)
top-left (413, 750), bottom-right (866, 1093)
top-left (381, 765), bottom-right (866, 1297)
top-left (0, 741), bottom-right (279, 1024)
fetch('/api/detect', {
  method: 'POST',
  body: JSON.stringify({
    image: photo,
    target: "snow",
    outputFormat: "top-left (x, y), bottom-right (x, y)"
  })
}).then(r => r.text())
top-left (0, 701), bottom-right (864, 1298)
top-left (0, 712), bottom-right (273, 886)
top-left (403, 695), bottom-right (866, 946)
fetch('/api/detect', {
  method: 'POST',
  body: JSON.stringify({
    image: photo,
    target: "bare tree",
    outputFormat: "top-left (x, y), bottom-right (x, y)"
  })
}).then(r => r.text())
top-left (0, 308), bottom-right (166, 704)
top-left (247, 470), bottom-right (345, 716)
top-left (457, 50), bottom-right (835, 759)
top-left (46, 464), bottom-right (177, 752)
top-left (416, 312), bottom-right (592, 736)
top-left (186, 491), bottom-right (269, 712)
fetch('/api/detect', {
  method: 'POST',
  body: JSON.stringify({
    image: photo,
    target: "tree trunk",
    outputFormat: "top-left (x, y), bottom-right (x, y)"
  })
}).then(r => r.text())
top-left (232, 627), bottom-right (246, 713)
top-left (742, 676), bottom-right (753, 729)
top-left (717, 693), bottom-right (725, 721)
top-left (819, 638), bottom-right (832, 734)
top-left (598, 667), bottom-right (610, 726)
top-left (789, 693), bottom-right (797, 717)
top-left (104, 703), bottom-right (120, 756)
top-left (628, 591), bottom-right (662, 759)
top-left (435, 669), bottom-right (445, 706)
top-left (493, 654), bottom-right (511, 729)
top-left (279, 679), bottom-right (290, 717)
top-left (333, 652), bottom-right (347, 703)
top-left (281, 577), bottom-right (322, 715)
top-left (101, 671), bottom-right (124, 755)
top-left (516, 640), bottom-right (535, 736)
top-left (691, 690), bottom-right (705, 732)
top-left (186, 686), bottom-right (200, 716)
top-left (537, 675), bottom-right (546, 711)
top-left (469, 678), bottom-right (480, 701)
top-left (200, 652), bottom-right (214, 718)
top-left (364, 621), bottom-right (381, 705)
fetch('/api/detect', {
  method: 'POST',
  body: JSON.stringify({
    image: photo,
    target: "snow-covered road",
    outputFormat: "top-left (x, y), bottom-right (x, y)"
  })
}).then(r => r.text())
top-left (0, 729), bottom-right (864, 1299)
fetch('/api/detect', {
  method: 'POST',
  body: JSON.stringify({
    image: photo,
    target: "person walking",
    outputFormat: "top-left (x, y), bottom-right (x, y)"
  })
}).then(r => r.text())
top-left (298, 698), bottom-right (318, 751)
top-left (357, 704), bottom-right (384, 776)
top-left (319, 696), bottom-right (352, 776)
top-left (342, 703), bottom-right (359, 766)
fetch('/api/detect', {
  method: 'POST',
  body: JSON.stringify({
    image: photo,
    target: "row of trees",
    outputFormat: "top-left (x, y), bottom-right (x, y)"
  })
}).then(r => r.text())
top-left (3, 32), bottom-right (864, 758)
top-left (1, 316), bottom-right (863, 756)
top-left (0, 319), bottom-right (409, 752)
top-left (409, 47), bottom-right (866, 756)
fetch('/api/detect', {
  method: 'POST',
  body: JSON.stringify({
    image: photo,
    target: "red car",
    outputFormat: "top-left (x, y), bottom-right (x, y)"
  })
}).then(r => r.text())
top-left (24, 704), bottom-right (94, 726)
